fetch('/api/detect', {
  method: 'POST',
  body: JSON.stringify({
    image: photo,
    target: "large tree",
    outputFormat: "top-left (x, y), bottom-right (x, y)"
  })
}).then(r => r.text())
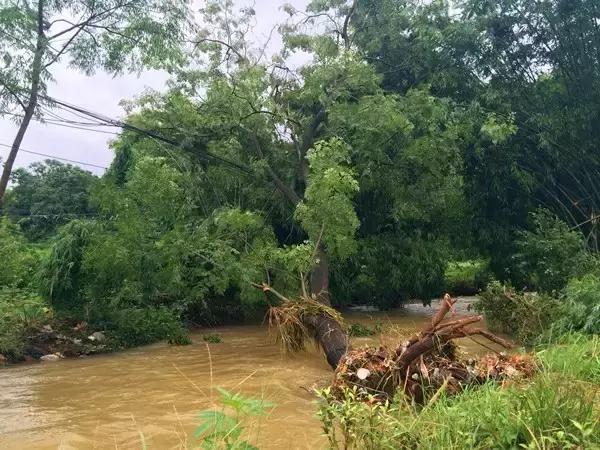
top-left (0, 0), bottom-right (190, 203)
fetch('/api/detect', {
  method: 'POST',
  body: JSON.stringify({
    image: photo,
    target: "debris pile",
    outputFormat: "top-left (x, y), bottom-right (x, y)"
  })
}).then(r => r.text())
top-left (332, 294), bottom-right (538, 403)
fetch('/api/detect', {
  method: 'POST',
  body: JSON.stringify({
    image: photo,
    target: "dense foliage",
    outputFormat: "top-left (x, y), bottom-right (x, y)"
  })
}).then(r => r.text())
top-left (1, 0), bottom-right (600, 361)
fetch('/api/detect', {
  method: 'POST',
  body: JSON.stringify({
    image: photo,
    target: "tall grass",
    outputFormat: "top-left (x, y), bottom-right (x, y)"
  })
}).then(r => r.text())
top-left (536, 333), bottom-right (600, 384)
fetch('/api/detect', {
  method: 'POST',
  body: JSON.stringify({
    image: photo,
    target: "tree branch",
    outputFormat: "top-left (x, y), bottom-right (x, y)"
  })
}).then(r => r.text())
top-left (341, 0), bottom-right (357, 50)
top-left (43, 24), bottom-right (84, 68)
top-left (250, 133), bottom-right (301, 205)
top-left (190, 37), bottom-right (246, 62)
top-left (0, 79), bottom-right (27, 111)
top-left (47, 1), bottom-right (136, 41)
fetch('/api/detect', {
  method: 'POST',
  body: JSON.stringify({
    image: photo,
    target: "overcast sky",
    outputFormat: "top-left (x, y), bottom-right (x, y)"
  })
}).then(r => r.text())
top-left (0, 0), bottom-right (309, 176)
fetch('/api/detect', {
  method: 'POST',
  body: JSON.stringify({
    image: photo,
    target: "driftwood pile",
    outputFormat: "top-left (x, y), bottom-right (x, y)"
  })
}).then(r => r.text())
top-left (332, 294), bottom-right (537, 403)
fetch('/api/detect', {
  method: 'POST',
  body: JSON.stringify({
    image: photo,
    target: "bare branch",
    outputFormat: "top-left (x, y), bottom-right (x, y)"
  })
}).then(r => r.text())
top-left (341, 0), bottom-right (357, 49)
top-left (43, 24), bottom-right (84, 68)
top-left (47, 1), bottom-right (136, 41)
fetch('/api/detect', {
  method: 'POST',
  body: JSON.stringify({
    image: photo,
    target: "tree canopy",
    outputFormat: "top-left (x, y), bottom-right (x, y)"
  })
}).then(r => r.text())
top-left (2, 0), bottom-right (600, 325)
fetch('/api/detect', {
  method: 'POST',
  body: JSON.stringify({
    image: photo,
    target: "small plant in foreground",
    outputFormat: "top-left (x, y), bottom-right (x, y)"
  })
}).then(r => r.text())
top-left (194, 387), bottom-right (274, 449)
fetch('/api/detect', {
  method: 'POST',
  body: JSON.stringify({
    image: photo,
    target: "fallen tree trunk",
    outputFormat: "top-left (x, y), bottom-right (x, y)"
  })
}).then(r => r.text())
top-left (254, 283), bottom-right (348, 369)
top-left (257, 285), bottom-right (535, 400)
top-left (304, 313), bottom-right (348, 368)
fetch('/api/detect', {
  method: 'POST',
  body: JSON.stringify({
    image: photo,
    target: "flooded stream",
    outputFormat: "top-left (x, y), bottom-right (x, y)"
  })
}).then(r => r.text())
top-left (0, 297), bottom-right (493, 449)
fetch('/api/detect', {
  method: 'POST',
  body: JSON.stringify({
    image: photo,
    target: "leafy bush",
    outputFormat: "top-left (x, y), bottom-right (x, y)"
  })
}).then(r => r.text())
top-left (475, 281), bottom-right (562, 344)
top-left (444, 259), bottom-right (490, 295)
top-left (38, 219), bottom-right (96, 311)
top-left (89, 306), bottom-right (187, 348)
top-left (0, 218), bottom-right (44, 289)
top-left (168, 328), bottom-right (193, 346)
top-left (514, 209), bottom-right (599, 293)
top-left (553, 274), bottom-right (600, 335)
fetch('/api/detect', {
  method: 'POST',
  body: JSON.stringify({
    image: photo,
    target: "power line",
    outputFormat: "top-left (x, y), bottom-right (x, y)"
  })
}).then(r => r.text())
top-left (1, 110), bottom-right (123, 136)
top-left (0, 143), bottom-right (108, 169)
top-left (39, 94), bottom-right (252, 174)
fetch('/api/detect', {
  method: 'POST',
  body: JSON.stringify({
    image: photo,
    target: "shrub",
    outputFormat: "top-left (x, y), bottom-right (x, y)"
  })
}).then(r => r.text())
top-left (168, 328), bottom-right (193, 346)
top-left (0, 218), bottom-right (43, 289)
top-left (38, 219), bottom-right (96, 311)
top-left (554, 274), bottom-right (600, 335)
top-left (514, 209), bottom-right (598, 293)
top-left (89, 306), bottom-right (186, 348)
top-left (476, 281), bottom-right (562, 344)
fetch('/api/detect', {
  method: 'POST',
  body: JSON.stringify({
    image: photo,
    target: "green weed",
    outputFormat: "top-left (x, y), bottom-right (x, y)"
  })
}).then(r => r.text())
top-left (194, 387), bottom-right (274, 449)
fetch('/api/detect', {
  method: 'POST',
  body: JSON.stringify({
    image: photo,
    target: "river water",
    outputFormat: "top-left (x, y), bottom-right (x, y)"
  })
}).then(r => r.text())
top-left (0, 297), bottom-right (496, 449)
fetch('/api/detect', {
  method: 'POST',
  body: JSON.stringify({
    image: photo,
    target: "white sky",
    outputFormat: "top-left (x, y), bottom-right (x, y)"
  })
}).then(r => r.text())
top-left (0, 0), bottom-right (309, 176)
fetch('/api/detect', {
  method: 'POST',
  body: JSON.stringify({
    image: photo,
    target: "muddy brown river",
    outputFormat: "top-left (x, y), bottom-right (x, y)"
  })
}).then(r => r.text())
top-left (0, 297), bottom-right (497, 449)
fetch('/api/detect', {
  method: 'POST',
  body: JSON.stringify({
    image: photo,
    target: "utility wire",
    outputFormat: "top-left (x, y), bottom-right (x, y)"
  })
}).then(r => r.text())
top-left (1, 110), bottom-right (123, 136)
top-left (39, 94), bottom-right (252, 174)
top-left (0, 143), bottom-right (108, 169)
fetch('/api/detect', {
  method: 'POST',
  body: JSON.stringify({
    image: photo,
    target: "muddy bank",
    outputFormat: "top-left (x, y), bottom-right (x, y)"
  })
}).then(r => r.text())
top-left (1, 319), bottom-right (112, 364)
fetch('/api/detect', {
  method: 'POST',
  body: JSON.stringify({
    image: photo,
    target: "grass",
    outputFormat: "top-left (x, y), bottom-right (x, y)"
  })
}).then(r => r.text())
top-left (444, 259), bottom-right (489, 295)
top-left (317, 335), bottom-right (600, 450)
top-left (536, 333), bottom-right (600, 383)
top-left (0, 288), bottom-right (50, 360)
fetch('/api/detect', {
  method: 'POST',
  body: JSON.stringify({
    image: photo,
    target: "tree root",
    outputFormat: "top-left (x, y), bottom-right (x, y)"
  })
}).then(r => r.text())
top-left (332, 294), bottom-right (537, 403)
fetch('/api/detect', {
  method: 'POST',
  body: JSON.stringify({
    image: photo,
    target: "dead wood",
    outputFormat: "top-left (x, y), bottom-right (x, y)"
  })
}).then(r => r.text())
top-left (332, 294), bottom-right (536, 403)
